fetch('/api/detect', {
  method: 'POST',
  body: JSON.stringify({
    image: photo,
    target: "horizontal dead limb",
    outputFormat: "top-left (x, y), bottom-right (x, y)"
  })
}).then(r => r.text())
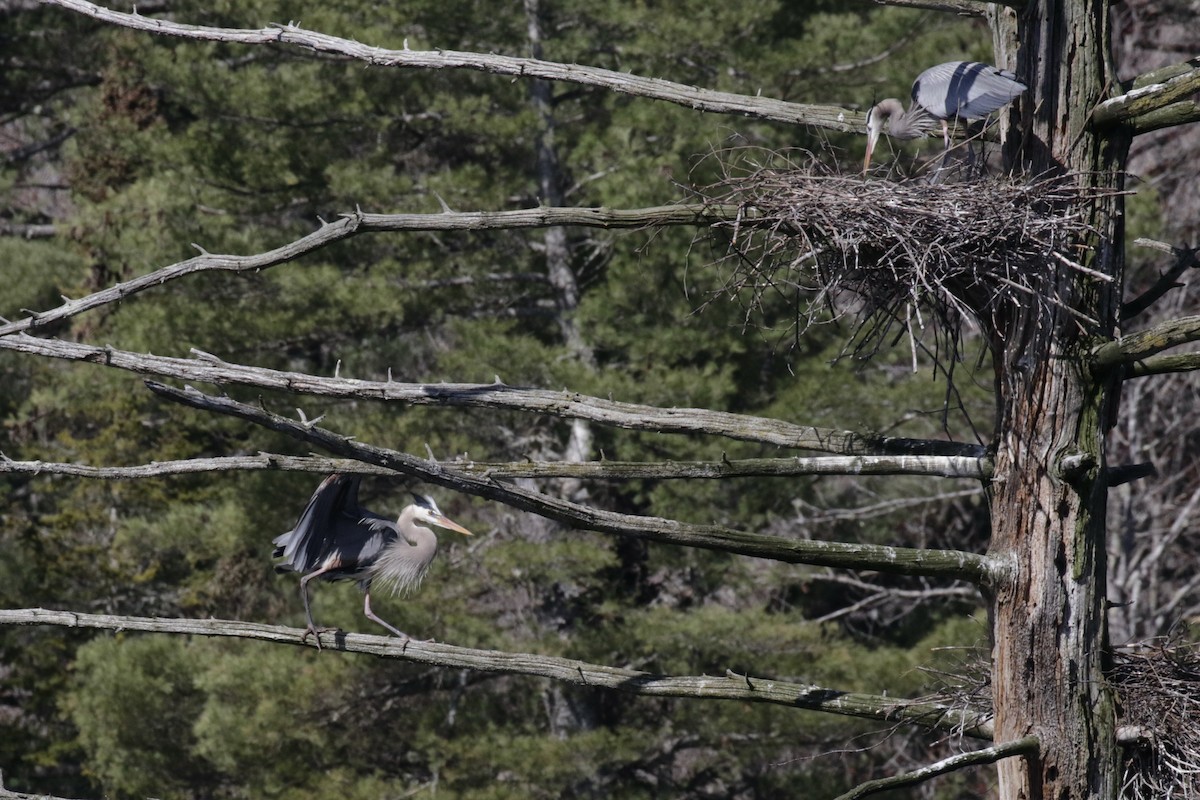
top-left (1126, 351), bottom-right (1200, 378)
top-left (1092, 315), bottom-right (1200, 368)
top-left (1106, 462), bottom-right (1157, 487)
top-left (0, 783), bottom-right (85, 800)
top-left (0, 334), bottom-right (984, 458)
top-left (0, 452), bottom-right (990, 481)
top-left (145, 382), bottom-right (997, 584)
top-left (1129, 100), bottom-right (1200, 135)
top-left (45, 0), bottom-right (854, 132)
top-left (0, 608), bottom-right (994, 738)
top-left (0, 204), bottom-right (734, 338)
top-left (0, 222), bottom-right (57, 239)
top-left (871, 0), bottom-right (998, 16)
top-left (833, 735), bottom-right (1037, 799)
top-left (1096, 58), bottom-right (1200, 129)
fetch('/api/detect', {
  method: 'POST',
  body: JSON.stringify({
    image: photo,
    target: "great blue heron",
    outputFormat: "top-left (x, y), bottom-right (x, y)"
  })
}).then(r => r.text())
top-left (864, 61), bottom-right (1027, 172)
top-left (273, 473), bottom-right (472, 646)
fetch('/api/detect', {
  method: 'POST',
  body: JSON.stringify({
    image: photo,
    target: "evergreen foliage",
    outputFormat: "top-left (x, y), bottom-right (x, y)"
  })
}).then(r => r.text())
top-left (0, 2), bottom-right (1007, 797)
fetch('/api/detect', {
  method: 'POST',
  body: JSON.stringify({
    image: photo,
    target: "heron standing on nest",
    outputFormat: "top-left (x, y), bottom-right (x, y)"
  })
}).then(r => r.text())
top-left (864, 61), bottom-right (1026, 172)
top-left (274, 473), bottom-right (472, 647)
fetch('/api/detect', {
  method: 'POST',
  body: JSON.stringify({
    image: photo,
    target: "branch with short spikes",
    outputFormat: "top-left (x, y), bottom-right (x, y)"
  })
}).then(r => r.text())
top-left (833, 736), bottom-right (1037, 800)
top-left (0, 451), bottom-right (991, 481)
top-left (42, 0), bottom-right (857, 132)
top-left (142, 381), bottom-right (998, 585)
top-left (0, 205), bottom-right (735, 337)
top-left (0, 607), bottom-right (995, 739)
top-left (0, 334), bottom-right (985, 459)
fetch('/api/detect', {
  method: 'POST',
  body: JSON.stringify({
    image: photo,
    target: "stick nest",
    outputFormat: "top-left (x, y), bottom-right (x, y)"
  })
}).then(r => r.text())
top-left (924, 640), bottom-right (1200, 797)
top-left (1112, 641), bottom-right (1200, 799)
top-left (697, 152), bottom-right (1115, 357)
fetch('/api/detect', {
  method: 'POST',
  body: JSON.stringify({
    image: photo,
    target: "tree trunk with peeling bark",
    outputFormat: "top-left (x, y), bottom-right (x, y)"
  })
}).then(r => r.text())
top-left (988, 1), bottom-right (1128, 797)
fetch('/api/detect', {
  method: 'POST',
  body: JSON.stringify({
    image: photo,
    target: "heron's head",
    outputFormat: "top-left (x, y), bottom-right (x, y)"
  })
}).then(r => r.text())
top-left (863, 99), bottom-right (905, 173)
top-left (409, 494), bottom-right (473, 536)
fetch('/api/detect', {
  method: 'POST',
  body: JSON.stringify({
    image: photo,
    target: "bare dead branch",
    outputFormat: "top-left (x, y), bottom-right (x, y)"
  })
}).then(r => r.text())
top-left (1126, 351), bottom-right (1200, 378)
top-left (1106, 463), bottom-right (1157, 487)
top-left (0, 607), bottom-right (994, 738)
top-left (833, 735), bottom-right (1038, 799)
top-left (0, 205), bottom-right (732, 337)
top-left (870, 0), bottom-right (996, 16)
top-left (0, 782), bottom-right (86, 800)
top-left (809, 584), bottom-right (979, 625)
top-left (143, 381), bottom-right (997, 584)
top-left (794, 488), bottom-right (984, 524)
top-left (0, 452), bottom-right (990, 481)
top-left (1122, 240), bottom-right (1200, 320)
top-left (43, 0), bottom-right (855, 132)
top-left (1093, 316), bottom-right (1200, 368)
top-left (1129, 101), bottom-right (1200, 136)
top-left (0, 334), bottom-right (984, 458)
top-left (1096, 58), bottom-right (1200, 128)
top-left (0, 222), bottom-right (58, 239)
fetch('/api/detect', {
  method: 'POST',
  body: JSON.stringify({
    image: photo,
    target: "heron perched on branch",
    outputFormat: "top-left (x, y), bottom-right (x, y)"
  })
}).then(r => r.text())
top-left (273, 473), bottom-right (472, 647)
top-left (864, 61), bottom-right (1027, 172)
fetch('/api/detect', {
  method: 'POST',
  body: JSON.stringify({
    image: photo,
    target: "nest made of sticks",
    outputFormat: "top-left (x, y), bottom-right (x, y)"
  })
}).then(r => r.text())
top-left (1112, 641), bottom-right (1200, 799)
top-left (922, 640), bottom-right (1200, 797)
top-left (697, 151), bottom-right (1117, 359)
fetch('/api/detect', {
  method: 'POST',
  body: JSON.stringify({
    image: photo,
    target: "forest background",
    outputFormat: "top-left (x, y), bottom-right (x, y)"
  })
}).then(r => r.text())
top-left (1, 1), bottom-right (1197, 798)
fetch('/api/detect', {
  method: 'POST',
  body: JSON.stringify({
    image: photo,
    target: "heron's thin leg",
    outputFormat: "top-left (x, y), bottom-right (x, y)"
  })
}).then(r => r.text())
top-left (941, 119), bottom-right (950, 150)
top-left (363, 589), bottom-right (415, 642)
top-left (299, 565), bottom-right (342, 649)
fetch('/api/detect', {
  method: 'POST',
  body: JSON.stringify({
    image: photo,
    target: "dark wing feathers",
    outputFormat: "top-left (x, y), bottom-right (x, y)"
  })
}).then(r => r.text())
top-left (274, 474), bottom-right (397, 576)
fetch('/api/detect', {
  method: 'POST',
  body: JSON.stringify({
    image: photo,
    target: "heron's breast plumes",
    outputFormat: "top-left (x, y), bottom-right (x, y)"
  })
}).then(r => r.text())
top-left (369, 535), bottom-right (438, 596)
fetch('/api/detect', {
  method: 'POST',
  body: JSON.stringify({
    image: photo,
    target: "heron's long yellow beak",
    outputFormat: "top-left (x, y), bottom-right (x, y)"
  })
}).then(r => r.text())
top-left (863, 129), bottom-right (879, 173)
top-left (432, 514), bottom-right (472, 536)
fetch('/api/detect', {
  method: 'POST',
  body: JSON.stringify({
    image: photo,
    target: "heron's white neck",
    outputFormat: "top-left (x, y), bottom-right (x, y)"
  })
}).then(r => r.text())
top-left (868, 98), bottom-right (929, 141)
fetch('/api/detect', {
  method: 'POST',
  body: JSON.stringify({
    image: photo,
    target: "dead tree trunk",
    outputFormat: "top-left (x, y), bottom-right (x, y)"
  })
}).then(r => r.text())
top-left (988, 0), bottom-right (1129, 797)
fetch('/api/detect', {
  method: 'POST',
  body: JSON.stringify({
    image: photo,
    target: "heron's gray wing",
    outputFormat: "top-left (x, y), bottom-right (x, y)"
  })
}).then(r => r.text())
top-left (274, 473), bottom-right (380, 573)
top-left (913, 61), bottom-right (1026, 120)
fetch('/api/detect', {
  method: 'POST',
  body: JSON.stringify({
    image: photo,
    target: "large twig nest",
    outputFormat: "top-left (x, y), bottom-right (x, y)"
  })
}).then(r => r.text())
top-left (697, 151), bottom-right (1117, 357)
top-left (923, 640), bottom-right (1200, 797)
top-left (1112, 642), bottom-right (1200, 799)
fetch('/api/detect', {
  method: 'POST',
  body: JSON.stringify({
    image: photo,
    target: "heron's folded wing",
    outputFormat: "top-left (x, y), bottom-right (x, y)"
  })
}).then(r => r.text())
top-left (913, 61), bottom-right (1026, 120)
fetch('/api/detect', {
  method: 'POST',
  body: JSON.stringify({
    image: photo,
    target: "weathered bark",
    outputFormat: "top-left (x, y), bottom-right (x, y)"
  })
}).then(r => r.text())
top-left (987, 1), bottom-right (1128, 797)
top-left (144, 380), bottom-right (998, 583)
top-left (0, 608), bottom-right (996, 736)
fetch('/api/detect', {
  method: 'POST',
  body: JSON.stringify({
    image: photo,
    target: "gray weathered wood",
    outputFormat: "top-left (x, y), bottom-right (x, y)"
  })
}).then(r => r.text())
top-left (0, 334), bottom-right (984, 458)
top-left (0, 608), bottom-right (993, 738)
top-left (143, 381), bottom-right (998, 584)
